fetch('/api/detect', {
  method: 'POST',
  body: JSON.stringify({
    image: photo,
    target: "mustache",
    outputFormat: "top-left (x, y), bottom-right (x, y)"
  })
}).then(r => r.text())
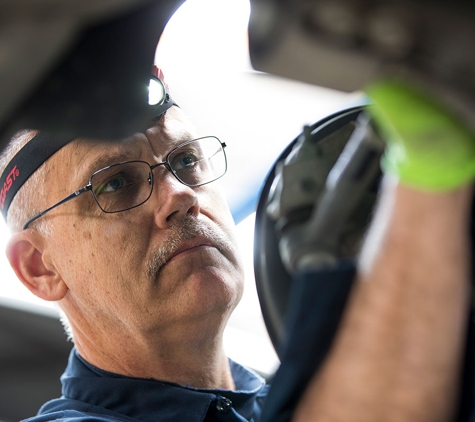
top-left (146, 215), bottom-right (234, 281)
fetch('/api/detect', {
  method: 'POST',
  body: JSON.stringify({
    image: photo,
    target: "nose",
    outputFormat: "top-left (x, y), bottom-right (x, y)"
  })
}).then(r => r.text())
top-left (151, 169), bottom-right (200, 229)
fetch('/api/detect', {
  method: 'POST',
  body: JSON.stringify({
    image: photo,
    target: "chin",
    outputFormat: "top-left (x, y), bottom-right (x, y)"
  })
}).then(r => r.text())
top-left (151, 252), bottom-right (241, 312)
top-left (189, 265), bottom-right (243, 312)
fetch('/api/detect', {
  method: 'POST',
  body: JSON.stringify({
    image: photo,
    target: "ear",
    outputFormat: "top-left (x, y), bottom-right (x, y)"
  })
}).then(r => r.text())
top-left (6, 231), bottom-right (68, 301)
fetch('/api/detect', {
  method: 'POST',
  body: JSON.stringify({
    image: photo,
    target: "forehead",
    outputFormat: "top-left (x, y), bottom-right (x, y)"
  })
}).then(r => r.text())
top-left (59, 108), bottom-right (196, 185)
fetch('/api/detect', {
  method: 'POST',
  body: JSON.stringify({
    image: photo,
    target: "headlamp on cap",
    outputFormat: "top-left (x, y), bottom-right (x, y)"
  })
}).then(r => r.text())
top-left (0, 66), bottom-right (178, 223)
top-left (149, 77), bottom-right (166, 106)
top-left (148, 65), bottom-right (176, 120)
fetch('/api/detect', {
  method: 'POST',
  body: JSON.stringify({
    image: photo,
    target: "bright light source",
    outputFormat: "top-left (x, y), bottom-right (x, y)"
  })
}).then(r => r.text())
top-left (148, 78), bottom-right (165, 105)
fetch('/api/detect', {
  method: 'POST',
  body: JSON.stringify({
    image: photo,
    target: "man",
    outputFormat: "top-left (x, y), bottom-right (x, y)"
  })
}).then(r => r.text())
top-left (0, 80), bottom-right (269, 420)
top-left (1, 69), bottom-right (474, 422)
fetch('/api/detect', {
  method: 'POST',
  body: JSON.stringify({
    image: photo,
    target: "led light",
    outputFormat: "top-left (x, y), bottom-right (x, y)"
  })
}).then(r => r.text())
top-left (148, 77), bottom-right (165, 106)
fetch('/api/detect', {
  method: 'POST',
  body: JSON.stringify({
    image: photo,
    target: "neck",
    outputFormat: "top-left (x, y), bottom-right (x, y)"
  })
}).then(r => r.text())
top-left (70, 317), bottom-right (235, 390)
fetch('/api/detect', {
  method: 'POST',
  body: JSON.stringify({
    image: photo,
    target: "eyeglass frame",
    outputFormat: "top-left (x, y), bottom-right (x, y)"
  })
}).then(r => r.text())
top-left (22, 136), bottom-right (227, 230)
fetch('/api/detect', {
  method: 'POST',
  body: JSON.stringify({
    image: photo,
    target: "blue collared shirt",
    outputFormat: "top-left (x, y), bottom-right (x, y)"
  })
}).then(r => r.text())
top-left (25, 348), bottom-right (269, 422)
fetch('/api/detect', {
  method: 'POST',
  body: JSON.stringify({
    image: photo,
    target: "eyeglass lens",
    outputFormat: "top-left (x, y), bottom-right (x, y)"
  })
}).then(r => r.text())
top-left (90, 136), bottom-right (226, 213)
top-left (169, 136), bottom-right (226, 186)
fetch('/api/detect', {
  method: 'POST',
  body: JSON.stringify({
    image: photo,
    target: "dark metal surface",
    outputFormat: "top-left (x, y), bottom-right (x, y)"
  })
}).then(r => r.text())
top-left (248, 0), bottom-right (475, 131)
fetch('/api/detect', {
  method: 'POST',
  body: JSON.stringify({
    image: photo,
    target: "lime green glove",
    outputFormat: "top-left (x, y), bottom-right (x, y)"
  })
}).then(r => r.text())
top-left (365, 79), bottom-right (475, 191)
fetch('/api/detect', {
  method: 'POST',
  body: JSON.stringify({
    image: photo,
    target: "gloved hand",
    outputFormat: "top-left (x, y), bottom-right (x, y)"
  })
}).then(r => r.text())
top-left (365, 79), bottom-right (475, 191)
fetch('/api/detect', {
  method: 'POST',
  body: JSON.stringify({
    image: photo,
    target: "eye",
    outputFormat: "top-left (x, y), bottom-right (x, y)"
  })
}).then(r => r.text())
top-left (93, 166), bottom-right (145, 197)
top-left (90, 162), bottom-right (152, 212)
top-left (101, 174), bottom-right (129, 193)
top-left (172, 151), bottom-right (200, 170)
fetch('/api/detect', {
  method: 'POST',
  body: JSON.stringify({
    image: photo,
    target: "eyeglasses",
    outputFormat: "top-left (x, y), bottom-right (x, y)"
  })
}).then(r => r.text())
top-left (23, 136), bottom-right (227, 230)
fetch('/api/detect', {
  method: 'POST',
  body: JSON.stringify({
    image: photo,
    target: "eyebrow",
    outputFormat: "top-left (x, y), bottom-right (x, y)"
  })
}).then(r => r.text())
top-left (91, 151), bottom-right (136, 173)
top-left (76, 147), bottom-right (140, 187)
top-left (75, 130), bottom-right (196, 188)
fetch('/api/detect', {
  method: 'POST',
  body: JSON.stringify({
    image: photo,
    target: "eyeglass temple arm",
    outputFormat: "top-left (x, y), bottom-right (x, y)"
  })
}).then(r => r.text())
top-left (201, 142), bottom-right (227, 162)
top-left (23, 185), bottom-right (92, 230)
top-left (191, 148), bottom-right (225, 168)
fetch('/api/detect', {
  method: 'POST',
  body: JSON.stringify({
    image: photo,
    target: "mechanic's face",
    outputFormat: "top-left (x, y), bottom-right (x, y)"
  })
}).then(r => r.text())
top-left (42, 108), bottom-right (244, 346)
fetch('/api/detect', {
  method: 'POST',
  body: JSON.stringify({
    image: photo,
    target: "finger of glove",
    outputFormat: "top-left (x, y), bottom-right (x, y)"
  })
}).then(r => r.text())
top-left (365, 80), bottom-right (475, 191)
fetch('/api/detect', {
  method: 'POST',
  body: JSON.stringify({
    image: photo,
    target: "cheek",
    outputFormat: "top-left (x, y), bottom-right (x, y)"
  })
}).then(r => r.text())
top-left (204, 185), bottom-right (236, 227)
top-left (208, 192), bottom-right (241, 253)
top-left (51, 225), bottom-right (104, 283)
top-left (52, 217), bottom-right (150, 286)
top-left (53, 226), bottom-right (151, 326)
top-left (201, 190), bottom-right (246, 293)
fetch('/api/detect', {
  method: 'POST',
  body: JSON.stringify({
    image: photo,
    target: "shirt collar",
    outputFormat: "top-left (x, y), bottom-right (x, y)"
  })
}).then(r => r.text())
top-left (52, 348), bottom-right (267, 422)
